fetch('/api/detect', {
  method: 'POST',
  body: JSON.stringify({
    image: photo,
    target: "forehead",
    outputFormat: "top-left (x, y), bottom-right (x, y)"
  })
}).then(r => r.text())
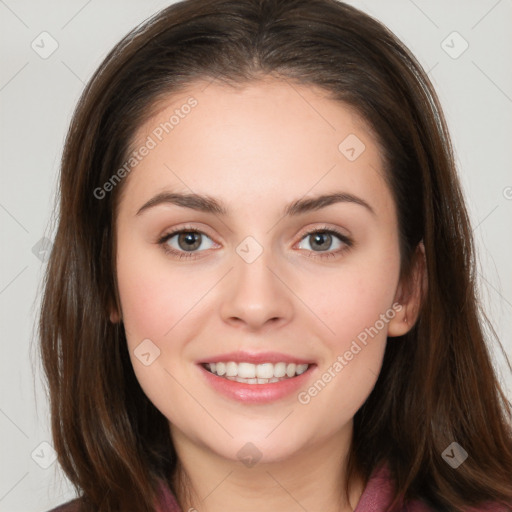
top-left (119, 78), bottom-right (392, 217)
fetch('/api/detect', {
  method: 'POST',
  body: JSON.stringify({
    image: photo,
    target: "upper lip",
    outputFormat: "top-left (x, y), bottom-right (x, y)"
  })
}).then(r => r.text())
top-left (198, 351), bottom-right (315, 365)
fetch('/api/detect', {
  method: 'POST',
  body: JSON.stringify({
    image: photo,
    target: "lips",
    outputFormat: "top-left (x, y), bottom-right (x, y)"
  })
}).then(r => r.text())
top-left (196, 351), bottom-right (317, 403)
top-left (198, 350), bottom-right (314, 365)
top-left (198, 362), bottom-right (315, 403)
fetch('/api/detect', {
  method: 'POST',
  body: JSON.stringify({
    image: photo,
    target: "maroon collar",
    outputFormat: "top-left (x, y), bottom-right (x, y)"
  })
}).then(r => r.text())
top-left (354, 463), bottom-right (432, 511)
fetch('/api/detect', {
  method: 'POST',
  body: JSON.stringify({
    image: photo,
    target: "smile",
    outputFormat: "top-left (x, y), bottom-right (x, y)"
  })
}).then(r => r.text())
top-left (198, 360), bottom-right (316, 403)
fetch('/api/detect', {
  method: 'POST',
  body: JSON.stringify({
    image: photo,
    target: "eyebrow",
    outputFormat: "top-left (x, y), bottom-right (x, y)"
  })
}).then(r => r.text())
top-left (136, 191), bottom-right (375, 217)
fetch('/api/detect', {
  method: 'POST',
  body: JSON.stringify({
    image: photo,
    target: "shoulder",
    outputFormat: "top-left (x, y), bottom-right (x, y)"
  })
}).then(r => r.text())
top-left (46, 497), bottom-right (83, 512)
top-left (356, 463), bottom-right (510, 512)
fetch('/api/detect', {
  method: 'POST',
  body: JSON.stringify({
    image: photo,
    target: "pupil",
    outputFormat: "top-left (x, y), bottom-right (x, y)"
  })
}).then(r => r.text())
top-left (311, 232), bottom-right (331, 251)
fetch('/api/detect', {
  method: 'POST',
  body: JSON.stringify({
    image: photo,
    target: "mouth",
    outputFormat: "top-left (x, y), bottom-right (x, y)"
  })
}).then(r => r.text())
top-left (201, 361), bottom-right (311, 385)
top-left (197, 354), bottom-right (317, 403)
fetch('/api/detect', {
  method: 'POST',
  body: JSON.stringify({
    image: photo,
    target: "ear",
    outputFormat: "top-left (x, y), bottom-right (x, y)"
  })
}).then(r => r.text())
top-left (109, 297), bottom-right (122, 324)
top-left (387, 241), bottom-right (427, 337)
top-left (110, 308), bottom-right (121, 323)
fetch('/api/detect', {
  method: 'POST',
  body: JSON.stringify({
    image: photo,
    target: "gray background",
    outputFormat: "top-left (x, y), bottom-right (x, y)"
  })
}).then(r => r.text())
top-left (0, 0), bottom-right (511, 510)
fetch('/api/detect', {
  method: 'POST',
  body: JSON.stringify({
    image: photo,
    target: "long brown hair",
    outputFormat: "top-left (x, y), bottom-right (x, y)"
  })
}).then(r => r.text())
top-left (38, 0), bottom-right (512, 510)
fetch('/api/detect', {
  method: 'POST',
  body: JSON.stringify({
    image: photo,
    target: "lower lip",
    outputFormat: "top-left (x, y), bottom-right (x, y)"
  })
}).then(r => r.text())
top-left (198, 364), bottom-right (316, 403)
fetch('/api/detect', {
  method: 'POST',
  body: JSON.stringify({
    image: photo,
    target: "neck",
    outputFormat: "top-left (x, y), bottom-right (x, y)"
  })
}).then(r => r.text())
top-left (169, 423), bottom-right (364, 512)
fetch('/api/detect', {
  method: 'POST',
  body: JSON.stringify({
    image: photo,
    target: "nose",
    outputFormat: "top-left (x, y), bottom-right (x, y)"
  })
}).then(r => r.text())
top-left (219, 247), bottom-right (294, 332)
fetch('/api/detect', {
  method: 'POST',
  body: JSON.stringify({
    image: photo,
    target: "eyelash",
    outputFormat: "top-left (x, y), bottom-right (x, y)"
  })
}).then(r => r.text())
top-left (157, 225), bottom-right (353, 261)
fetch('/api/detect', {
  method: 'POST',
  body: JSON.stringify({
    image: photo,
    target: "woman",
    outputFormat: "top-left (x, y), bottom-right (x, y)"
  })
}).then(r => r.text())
top-left (40, 0), bottom-right (512, 510)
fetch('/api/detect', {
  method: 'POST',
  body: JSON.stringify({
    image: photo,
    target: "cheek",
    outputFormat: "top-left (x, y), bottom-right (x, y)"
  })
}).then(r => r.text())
top-left (298, 253), bottom-right (400, 353)
top-left (115, 242), bottom-right (209, 345)
top-left (115, 244), bottom-right (206, 417)
top-left (292, 247), bottom-right (400, 419)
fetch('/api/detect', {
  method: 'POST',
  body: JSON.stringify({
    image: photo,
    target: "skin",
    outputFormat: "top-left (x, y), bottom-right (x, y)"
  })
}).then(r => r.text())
top-left (112, 77), bottom-right (422, 512)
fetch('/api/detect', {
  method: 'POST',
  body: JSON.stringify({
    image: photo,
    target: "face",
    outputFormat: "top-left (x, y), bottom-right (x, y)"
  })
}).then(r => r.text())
top-left (113, 78), bottom-right (411, 465)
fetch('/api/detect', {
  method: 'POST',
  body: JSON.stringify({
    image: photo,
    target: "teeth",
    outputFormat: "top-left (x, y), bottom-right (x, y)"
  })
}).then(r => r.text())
top-left (238, 362), bottom-right (256, 379)
top-left (256, 363), bottom-right (273, 379)
top-left (286, 363), bottom-right (296, 377)
top-left (225, 361), bottom-right (238, 377)
top-left (226, 376), bottom-right (281, 384)
top-left (296, 364), bottom-right (308, 375)
top-left (274, 362), bottom-right (286, 378)
top-left (205, 361), bottom-right (310, 381)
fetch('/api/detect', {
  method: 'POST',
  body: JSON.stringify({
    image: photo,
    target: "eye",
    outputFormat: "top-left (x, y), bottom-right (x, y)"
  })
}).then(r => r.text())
top-left (157, 225), bottom-right (352, 260)
top-left (158, 227), bottom-right (217, 259)
top-left (296, 227), bottom-right (352, 258)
